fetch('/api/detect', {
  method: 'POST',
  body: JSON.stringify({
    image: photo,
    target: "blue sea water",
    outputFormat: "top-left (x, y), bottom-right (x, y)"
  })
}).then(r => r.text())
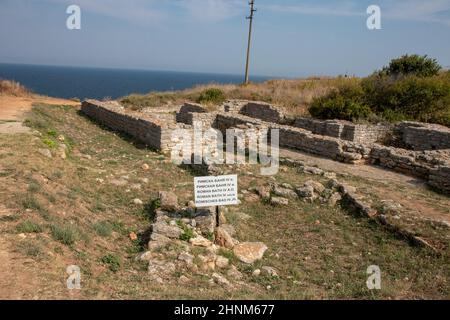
top-left (0, 63), bottom-right (271, 100)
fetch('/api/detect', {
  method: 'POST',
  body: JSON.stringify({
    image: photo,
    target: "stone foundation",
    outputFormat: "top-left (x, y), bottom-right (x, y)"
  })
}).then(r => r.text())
top-left (293, 118), bottom-right (392, 144)
top-left (395, 122), bottom-right (450, 151)
top-left (81, 99), bottom-right (450, 195)
top-left (81, 100), bottom-right (176, 152)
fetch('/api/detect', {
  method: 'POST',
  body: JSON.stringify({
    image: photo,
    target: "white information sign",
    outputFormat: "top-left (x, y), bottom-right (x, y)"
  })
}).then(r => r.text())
top-left (194, 175), bottom-right (238, 208)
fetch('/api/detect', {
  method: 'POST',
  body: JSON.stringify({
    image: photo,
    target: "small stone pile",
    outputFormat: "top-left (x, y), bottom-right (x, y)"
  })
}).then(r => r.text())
top-left (138, 191), bottom-right (270, 286)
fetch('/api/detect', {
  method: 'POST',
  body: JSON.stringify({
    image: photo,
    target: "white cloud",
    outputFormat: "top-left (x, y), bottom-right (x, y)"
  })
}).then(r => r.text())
top-left (262, 0), bottom-right (450, 27)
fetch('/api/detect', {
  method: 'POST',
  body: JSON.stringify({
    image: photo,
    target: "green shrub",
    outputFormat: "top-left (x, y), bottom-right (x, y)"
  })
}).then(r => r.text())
top-left (197, 88), bottom-right (226, 105)
top-left (101, 254), bottom-right (121, 272)
top-left (309, 83), bottom-right (371, 121)
top-left (92, 221), bottom-right (113, 237)
top-left (16, 220), bottom-right (43, 233)
top-left (362, 74), bottom-right (450, 124)
top-left (379, 54), bottom-right (441, 77)
top-left (177, 220), bottom-right (195, 241)
top-left (50, 224), bottom-right (78, 246)
top-left (309, 55), bottom-right (450, 126)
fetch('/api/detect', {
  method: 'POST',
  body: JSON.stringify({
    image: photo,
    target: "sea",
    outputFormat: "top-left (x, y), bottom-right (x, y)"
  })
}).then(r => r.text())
top-left (0, 63), bottom-right (271, 100)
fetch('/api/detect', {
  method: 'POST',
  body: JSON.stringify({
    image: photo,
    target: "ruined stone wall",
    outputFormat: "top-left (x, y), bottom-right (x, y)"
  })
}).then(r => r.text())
top-left (81, 100), bottom-right (175, 151)
top-left (395, 122), bottom-right (450, 151)
top-left (293, 118), bottom-right (391, 144)
top-left (429, 166), bottom-right (450, 194)
top-left (214, 113), bottom-right (369, 164)
top-left (239, 101), bottom-right (284, 123)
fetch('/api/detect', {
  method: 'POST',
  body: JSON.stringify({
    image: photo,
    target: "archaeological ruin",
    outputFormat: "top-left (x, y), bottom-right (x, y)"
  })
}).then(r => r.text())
top-left (81, 99), bottom-right (450, 195)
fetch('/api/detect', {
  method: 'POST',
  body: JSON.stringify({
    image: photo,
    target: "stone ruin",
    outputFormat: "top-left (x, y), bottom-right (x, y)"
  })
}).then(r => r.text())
top-left (81, 99), bottom-right (450, 195)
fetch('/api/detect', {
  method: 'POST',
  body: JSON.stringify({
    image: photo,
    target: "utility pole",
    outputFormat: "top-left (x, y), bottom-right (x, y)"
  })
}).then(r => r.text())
top-left (244, 0), bottom-right (256, 85)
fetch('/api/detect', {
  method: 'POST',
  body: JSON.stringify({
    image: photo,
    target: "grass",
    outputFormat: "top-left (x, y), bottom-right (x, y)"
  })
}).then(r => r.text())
top-left (16, 220), bottom-right (43, 233)
top-left (119, 77), bottom-right (354, 117)
top-left (0, 103), bottom-right (447, 299)
top-left (92, 221), bottom-right (113, 237)
top-left (50, 224), bottom-right (78, 246)
top-left (100, 254), bottom-right (121, 272)
top-left (0, 79), bottom-right (31, 96)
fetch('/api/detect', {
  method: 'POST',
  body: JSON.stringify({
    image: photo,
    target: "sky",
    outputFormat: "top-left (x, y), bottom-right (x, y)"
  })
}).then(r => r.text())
top-left (0, 0), bottom-right (449, 77)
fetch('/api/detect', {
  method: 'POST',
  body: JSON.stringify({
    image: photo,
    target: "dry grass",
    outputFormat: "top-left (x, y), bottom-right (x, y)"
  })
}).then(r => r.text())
top-left (0, 103), bottom-right (448, 299)
top-left (120, 77), bottom-right (359, 117)
top-left (0, 80), bottom-right (31, 97)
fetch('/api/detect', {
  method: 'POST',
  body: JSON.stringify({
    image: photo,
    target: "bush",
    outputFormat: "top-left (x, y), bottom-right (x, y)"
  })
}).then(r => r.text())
top-left (309, 55), bottom-right (450, 126)
top-left (101, 254), bottom-right (121, 272)
top-left (197, 88), bottom-right (226, 105)
top-left (362, 74), bottom-right (450, 124)
top-left (379, 54), bottom-right (441, 77)
top-left (92, 221), bottom-right (113, 237)
top-left (16, 220), bottom-right (43, 233)
top-left (50, 224), bottom-right (78, 246)
top-left (309, 82), bottom-right (371, 121)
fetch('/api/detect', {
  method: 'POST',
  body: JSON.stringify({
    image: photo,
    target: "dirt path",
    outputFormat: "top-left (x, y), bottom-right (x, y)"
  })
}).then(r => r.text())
top-left (280, 148), bottom-right (450, 224)
top-left (280, 148), bottom-right (423, 186)
top-left (0, 95), bottom-right (79, 134)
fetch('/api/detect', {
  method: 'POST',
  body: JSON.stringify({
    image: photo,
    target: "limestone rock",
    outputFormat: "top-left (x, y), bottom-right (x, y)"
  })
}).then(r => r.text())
top-left (178, 252), bottom-right (194, 265)
top-left (261, 266), bottom-right (278, 277)
top-left (194, 208), bottom-right (216, 235)
top-left (152, 221), bottom-right (182, 239)
top-left (148, 259), bottom-right (176, 283)
top-left (304, 180), bottom-right (325, 194)
top-left (189, 235), bottom-right (213, 247)
top-left (215, 256), bottom-right (229, 269)
top-left (328, 192), bottom-right (342, 207)
top-left (270, 197), bottom-right (289, 206)
top-left (215, 226), bottom-right (235, 249)
top-left (296, 185), bottom-right (315, 199)
top-left (272, 186), bottom-right (298, 199)
top-left (212, 273), bottom-right (231, 287)
top-left (303, 166), bottom-right (323, 175)
top-left (233, 242), bottom-right (268, 264)
top-left (227, 265), bottom-right (243, 280)
top-left (148, 233), bottom-right (172, 250)
top-left (158, 191), bottom-right (179, 211)
top-left (38, 148), bottom-right (52, 158)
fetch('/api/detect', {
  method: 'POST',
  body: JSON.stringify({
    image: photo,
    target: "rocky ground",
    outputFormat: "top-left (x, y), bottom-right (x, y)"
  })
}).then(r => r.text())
top-left (0, 103), bottom-right (448, 299)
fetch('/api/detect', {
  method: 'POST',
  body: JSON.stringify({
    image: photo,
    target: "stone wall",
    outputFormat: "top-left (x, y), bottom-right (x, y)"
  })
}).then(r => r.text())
top-left (395, 122), bottom-right (450, 151)
top-left (239, 101), bottom-right (284, 123)
top-left (293, 118), bottom-right (391, 144)
top-left (81, 100), bottom-right (175, 151)
top-left (429, 166), bottom-right (450, 194)
top-left (214, 113), bottom-right (369, 164)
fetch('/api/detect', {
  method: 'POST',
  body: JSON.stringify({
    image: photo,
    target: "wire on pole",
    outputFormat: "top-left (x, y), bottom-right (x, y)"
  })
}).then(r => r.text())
top-left (244, 1), bottom-right (256, 85)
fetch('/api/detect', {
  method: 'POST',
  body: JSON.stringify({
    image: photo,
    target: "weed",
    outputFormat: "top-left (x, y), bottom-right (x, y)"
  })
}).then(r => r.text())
top-left (92, 221), bottom-right (113, 237)
top-left (101, 254), bottom-right (121, 272)
top-left (16, 220), bottom-right (43, 233)
top-left (50, 224), bottom-right (78, 246)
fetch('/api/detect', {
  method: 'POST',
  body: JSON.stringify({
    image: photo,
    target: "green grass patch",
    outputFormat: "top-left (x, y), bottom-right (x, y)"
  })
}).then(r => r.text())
top-left (100, 254), bottom-right (121, 272)
top-left (16, 220), bottom-right (43, 233)
top-left (50, 224), bottom-right (78, 246)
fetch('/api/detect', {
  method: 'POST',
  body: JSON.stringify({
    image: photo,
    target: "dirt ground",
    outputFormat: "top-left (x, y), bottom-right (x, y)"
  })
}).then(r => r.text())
top-left (0, 102), bottom-right (448, 299)
top-left (0, 95), bottom-right (79, 134)
top-left (280, 148), bottom-right (450, 225)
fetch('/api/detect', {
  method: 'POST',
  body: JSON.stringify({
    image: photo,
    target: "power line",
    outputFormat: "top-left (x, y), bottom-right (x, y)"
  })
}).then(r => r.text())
top-left (244, 0), bottom-right (256, 85)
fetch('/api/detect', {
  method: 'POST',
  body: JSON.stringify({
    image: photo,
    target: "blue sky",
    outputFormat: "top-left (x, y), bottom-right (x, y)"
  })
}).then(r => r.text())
top-left (0, 0), bottom-right (449, 77)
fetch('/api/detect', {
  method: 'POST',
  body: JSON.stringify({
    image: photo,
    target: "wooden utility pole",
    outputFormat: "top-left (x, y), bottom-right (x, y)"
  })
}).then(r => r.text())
top-left (244, 0), bottom-right (256, 85)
